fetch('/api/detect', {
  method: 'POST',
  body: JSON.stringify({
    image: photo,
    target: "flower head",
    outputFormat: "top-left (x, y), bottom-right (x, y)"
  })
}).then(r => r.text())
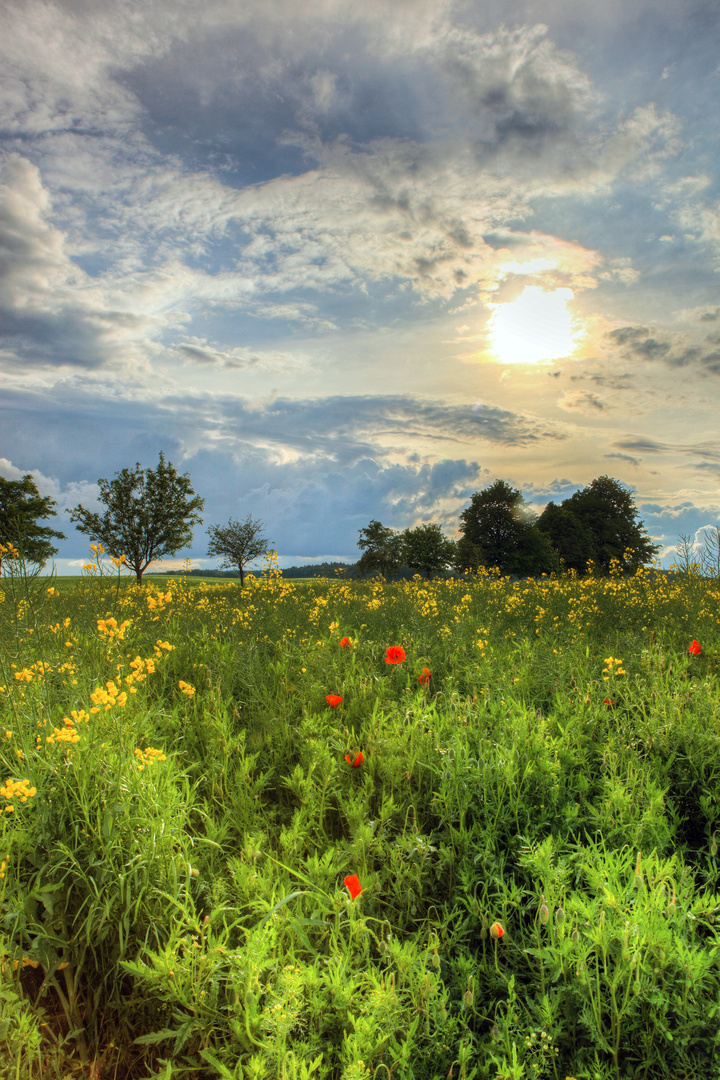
top-left (489, 922), bottom-right (504, 940)
top-left (689, 639), bottom-right (702, 656)
top-left (340, 637), bottom-right (353, 649)
top-left (345, 751), bottom-right (364, 768)
top-left (603, 698), bottom-right (614, 706)
top-left (344, 873), bottom-right (362, 899)
top-left (385, 646), bottom-right (406, 665)
top-left (418, 667), bottom-right (431, 686)
top-left (326, 694), bottom-right (343, 708)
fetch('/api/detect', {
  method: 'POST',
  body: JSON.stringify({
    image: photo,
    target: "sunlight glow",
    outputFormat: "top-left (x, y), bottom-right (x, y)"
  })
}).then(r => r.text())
top-left (487, 286), bottom-right (581, 364)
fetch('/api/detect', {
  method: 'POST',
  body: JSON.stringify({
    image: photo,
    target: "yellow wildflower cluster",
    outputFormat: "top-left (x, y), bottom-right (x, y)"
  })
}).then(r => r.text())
top-left (134, 746), bottom-right (167, 771)
top-left (97, 617), bottom-right (131, 641)
top-left (602, 656), bottom-right (627, 680)
top-left (125, 655), bottom-right (155, 687)
top-left (12, 660), bottom-right (53, 683)
top-left (45, 710), bottom-right (91, 746)
top-left (0, 778), bottom-right (37, 812)
top-left (0, 858), bottom-right (7, 880)
top-left (179, 681), bottom-right (196, 697)
top-left (90, 680), bottom-right (128, 711)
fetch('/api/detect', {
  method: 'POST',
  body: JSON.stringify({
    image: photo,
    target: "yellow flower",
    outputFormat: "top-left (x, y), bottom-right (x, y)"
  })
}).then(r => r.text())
top-left (179, 681), bottom-right (196, 697)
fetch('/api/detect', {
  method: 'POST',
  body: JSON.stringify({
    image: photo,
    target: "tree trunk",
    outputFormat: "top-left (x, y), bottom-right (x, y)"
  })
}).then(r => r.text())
top-left (239, 565), bottom-right (245, 588)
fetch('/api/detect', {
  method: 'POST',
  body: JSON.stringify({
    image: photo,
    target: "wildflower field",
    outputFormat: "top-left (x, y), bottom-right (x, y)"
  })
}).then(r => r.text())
top-left (1, 553), bottom-right (720, 1080)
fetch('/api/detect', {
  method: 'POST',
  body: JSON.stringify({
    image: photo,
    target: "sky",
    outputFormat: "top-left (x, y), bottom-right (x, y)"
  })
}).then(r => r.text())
top-left (1, 0), bottom-right (720, 573)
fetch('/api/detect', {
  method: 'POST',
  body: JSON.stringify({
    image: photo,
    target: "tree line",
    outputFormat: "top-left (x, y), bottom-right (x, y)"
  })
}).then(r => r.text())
top-left (0, 451), bottom-right (685, 586)
top-left (354, 476), bottom-right (660, 580)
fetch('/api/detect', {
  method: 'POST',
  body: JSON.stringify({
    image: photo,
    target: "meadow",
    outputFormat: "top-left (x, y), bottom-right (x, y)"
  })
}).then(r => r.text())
top-left (0, 548), bottom-right (719, 1080)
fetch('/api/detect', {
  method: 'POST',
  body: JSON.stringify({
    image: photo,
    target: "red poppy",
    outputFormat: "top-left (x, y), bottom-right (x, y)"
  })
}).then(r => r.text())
top-left (418, 667), bottom-right (431, 685)
top-left (345, 751), bottom-right (364, 768)
top-left (603, 698), bottom-right (614, 706)
top-left (689, 639), bottom-right (702, 656)
top-left (489, 922), bottom-right (504, 939)
top-left (344, 873), bottom-right (362, 899)
top-left (385, 646), bottom-right (406, 665)
top-left (340, 637), bottom-right (353, 649)
top-left (326, 694), bottom-right (343, 708)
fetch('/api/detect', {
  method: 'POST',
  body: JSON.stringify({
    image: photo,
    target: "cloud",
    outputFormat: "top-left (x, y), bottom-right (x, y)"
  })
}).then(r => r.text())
top-left (0, 456), bottom-right (100, 517)
top-left (557, 389), bottom-right (605, 412)
top-left (605, 451), bottom-right (640, 467)
top-left (605, 324), bottom-right (720, 374)
top-left (172, 338), bottom-right (306, 372)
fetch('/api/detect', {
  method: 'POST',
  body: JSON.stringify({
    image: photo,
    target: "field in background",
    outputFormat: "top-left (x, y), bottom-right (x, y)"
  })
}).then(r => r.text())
top-left (0, 559), bottom-right (719, 1079)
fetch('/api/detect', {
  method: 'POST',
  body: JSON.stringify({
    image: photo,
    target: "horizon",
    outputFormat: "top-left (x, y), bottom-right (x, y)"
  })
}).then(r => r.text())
top-left (2, 0), bottom-right (719, 565)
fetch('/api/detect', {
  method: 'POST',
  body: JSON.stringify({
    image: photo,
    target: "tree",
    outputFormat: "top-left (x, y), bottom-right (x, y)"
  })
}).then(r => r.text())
top-left (401, 523), bottom-right (456, 579)
top-left (0, 474), bottom-right (66, 567)
top-left (536, 502), bottom-right (596, 575)
top-left (403, 523), bottom-right (456, 579)
top-left (207, 516), bottom-right (270, 588)
top-left (561, 476), bottom-right (659, 573)
top-left (69, 453), bottom-right (204, 585)
top-left (458, 479), bottom-right (557, 576)
top-left (357, 520), bottom-right (403, 579)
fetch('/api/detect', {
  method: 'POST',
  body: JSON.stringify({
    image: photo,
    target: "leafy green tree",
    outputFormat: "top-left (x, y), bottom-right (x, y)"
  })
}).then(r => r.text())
top-left (0, 474), bottom-right (66, 567)
top-left (401, 523), bottom-right (456, 579)
top-left (458, 479), bottom-right (557, 576)
top-left (537, 502), bottom-right (596, 574)
top-left (562, 476), bottom-right (659, 573)
top-left (207, 516), bottom-right (270, 588)
top-left (357, 520), bottom-right (403, 579)
top-left (69, 453), bottom-right (204, 585)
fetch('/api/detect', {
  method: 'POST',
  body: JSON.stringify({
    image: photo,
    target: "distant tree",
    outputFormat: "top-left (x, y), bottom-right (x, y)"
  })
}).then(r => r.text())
top-left (69, 453), bottom-right (204, 585)
top-left (207, 516), bottom-right (270, 588)
top-left (401, 523), bottom-right (456, 579)
top-left (536, 502), bottom-right (596, 575)
top-left (562, 476), bottom-right (659, 573)
top-left (0, 474), bottom-right (66, 567)
top-left (458, 479), bottom-right (557, 576)
top-left (357, 520), bottom-right (403, 579)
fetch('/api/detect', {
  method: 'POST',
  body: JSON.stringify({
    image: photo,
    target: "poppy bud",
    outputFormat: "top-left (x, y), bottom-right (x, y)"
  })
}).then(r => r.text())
top-left (555, 905), bottom-right (565, 927)
top-left (539, 897), bottom-right (549, 926)
top-left (463, 989), bottom-right (473, 1008)
top-left (432, 950), bottom-right (441, 969)
top-left (489, 922), bottom-right (504, 940)
top-left (571, 929), bottom-right (579, 944)
top-left (711, 833), bottom-right (718, 858)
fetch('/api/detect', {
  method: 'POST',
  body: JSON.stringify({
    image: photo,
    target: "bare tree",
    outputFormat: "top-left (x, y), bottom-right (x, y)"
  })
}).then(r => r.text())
top-left (700, 526), bottom-right (720, 580)
top-left (673, 533), bottom-right (701, 575)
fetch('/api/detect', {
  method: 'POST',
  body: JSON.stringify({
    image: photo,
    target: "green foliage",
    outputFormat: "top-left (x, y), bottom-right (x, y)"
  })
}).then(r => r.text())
top-left (401, 523), bottom-right (456, 579)
top-left (69, 452), bottom-right (205, 585)
top-left (1, 563), bottom-right (720, 1078)
top-left (0, 474), bottom-right (65, 568)
top-left (458, 480), bottom-right (557, 576)
top-left (357, 520), bottom-right (403, 579)
top-left (207, 516), bottom-right (270, 588)
top-left (540, 475), bottom-right (660, 574)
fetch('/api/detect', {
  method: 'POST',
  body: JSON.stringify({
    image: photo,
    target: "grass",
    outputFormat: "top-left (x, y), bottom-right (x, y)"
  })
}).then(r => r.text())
top-left (0, 550), bottom-right (719, 1079)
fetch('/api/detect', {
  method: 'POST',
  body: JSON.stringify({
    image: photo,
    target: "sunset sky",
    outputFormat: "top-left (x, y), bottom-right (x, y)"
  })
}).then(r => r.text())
top-left (2, 0), bottom-right (719, 572)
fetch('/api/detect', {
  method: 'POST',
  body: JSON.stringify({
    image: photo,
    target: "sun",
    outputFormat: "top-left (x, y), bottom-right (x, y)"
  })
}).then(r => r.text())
top-left (487, 285), bottom-right (582, 364)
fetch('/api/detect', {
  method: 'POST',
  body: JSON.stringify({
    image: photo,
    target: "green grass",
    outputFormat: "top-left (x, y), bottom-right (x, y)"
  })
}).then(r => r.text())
top-left (0, 559), bottom-right (719, 1079)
